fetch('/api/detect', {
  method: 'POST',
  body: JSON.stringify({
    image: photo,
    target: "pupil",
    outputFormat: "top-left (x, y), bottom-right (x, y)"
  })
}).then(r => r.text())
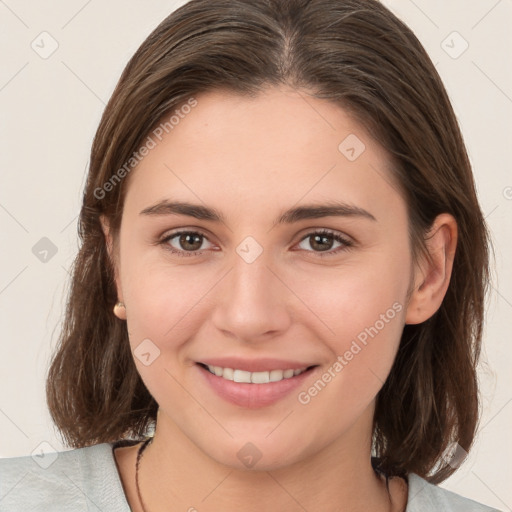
top-left (313, 234), bottom-right (332, 251)
top-left (181, 233), bottom-right (201, 250)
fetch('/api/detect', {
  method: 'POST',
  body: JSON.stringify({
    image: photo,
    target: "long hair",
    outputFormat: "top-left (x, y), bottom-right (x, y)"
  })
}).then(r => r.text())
top-left (46, 0), bottom-right (491, 483)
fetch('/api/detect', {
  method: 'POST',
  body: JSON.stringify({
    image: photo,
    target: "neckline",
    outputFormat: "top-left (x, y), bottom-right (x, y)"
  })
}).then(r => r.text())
top-left (108, 441), bottom-right (409, 511)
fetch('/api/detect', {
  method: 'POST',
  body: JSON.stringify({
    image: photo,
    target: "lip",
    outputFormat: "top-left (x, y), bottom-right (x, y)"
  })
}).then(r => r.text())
top-left (198, 357), bottom-right (317, 373)
top-left (196, 362), bottom-right (319, 409)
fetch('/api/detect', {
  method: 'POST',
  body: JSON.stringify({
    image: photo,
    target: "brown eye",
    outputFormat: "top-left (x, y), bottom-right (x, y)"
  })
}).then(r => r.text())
top-left (309, 233), bottom-right (335, 251)
top-left (297, 230), bottom-right (353, 257)
top-left (161, 231), bottom-right (212, 255)
top-left (159, 228), bottom-right (353, 258)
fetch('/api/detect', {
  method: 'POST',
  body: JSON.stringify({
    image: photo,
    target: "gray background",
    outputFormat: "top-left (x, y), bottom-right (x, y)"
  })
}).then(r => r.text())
top-left (0, 0), bottom-right (510, 509)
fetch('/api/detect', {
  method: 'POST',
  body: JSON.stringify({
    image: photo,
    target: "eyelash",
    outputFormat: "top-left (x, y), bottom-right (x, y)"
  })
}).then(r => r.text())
top-left (158, 229), bottom-right (354, 258)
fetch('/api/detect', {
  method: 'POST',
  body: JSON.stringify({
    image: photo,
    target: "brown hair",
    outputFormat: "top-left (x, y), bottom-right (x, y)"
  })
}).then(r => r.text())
top-left (46, 0), bottom-right (491, 483)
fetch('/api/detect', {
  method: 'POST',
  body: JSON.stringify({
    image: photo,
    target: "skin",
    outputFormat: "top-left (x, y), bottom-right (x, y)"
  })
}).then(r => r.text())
top-left (102, 86), bottom-right (457, 512)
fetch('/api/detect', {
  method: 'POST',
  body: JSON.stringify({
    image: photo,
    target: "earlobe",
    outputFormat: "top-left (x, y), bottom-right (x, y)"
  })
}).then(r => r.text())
top-left (405, 213), bottom-right (458, 325)
top-left (100, 215), bottom-right (127, 320)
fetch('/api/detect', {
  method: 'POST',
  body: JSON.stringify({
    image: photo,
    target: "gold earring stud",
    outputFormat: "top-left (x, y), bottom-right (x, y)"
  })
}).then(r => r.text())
top-left (113, 301), bottom-right (126, 318)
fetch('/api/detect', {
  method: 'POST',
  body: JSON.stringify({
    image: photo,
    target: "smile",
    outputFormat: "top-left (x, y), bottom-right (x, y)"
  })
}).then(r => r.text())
top-left (201, 363), bottom-right (309, 383)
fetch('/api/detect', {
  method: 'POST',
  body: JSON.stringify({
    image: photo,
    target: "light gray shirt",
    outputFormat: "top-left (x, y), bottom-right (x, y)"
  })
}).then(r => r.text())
top-left (0, 442), bottom-right (502, 511)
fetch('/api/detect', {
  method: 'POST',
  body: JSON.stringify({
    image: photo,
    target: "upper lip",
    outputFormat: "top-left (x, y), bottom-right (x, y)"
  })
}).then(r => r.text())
top-left (198, 357), bottom-right (317, 373)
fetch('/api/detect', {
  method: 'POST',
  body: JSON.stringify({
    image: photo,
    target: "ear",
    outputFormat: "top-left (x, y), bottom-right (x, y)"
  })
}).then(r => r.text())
top-left (405, 213), bottom-right (457, 325)
top-left (100, 215), bottom-right (126, 320)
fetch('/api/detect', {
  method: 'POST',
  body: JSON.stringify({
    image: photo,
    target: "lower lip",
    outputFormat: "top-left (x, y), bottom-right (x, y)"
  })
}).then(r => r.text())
top-left (196, 364), bottom-right (317, 409)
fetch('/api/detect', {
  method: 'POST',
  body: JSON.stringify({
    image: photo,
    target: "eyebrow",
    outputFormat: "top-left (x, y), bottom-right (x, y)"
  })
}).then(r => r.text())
top-left (139, 199), bottom-right (377, 225)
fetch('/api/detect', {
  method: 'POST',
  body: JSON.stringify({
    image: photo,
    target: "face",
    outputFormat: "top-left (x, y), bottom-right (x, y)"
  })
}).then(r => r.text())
top-left (107, 86), bottom-right (417, 470)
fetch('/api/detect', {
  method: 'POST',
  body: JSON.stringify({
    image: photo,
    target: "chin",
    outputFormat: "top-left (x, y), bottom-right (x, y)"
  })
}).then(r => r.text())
top-left (200, 433), bottom-right (309, 472)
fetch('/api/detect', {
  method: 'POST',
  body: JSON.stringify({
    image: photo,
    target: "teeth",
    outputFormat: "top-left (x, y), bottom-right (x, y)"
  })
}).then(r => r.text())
top-left (222, 367), bottom-right (234, 381)
top-left (205, 365), bottom-right (308, 383)
top-left (233, 369), bottom-right (252, 383)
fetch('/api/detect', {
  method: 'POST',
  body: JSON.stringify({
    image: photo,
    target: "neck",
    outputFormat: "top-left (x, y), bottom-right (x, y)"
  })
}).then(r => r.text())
top-left (137, 411), bottom-right (394, 512)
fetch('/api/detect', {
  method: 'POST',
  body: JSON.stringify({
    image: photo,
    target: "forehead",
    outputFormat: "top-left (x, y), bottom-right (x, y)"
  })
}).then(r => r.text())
top-left (123, 86), bottom-right (404, 224)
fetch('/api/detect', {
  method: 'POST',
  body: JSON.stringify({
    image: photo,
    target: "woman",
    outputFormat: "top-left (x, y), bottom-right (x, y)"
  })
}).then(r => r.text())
top-left (0, 0), bottom-right (501, 511)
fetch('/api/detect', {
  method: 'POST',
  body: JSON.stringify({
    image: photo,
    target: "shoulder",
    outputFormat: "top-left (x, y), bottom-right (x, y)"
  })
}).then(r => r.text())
top-left (406, 473), bottom-right (503, 512)
top-left (0, 442), bottom-right (130, 511)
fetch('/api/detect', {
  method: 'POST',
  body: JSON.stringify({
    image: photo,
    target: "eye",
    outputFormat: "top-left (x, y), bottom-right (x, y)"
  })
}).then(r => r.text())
top-left (160, 230), bottom-right (214, 256)
top-left (159, 228), bottom-right (353, 258)
top-left (296, 229), bottom-right (353, 257)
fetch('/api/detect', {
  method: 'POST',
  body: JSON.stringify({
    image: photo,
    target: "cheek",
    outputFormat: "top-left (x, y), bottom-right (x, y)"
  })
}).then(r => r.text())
top-left (119, 230), bottom-right (213, 338)
top-left (292, 251), bottom-right (409, 338)
top-left (293, 265), bottom-right (407, 431)
top-left (123, 275), bottom-right (204, 370)
top-left (119, 260), bottom-right (207, 404)
top-left (291, 250), bottom-right (409, 391)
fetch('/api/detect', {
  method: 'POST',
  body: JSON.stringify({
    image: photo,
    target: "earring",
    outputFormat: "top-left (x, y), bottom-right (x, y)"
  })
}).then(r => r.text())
top-left (113, 301), bottom-right (126, 319)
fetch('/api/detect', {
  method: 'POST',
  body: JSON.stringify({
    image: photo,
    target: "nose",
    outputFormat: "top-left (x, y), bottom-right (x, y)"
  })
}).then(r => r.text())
top-left (211, 247), bottom-right (292, 343)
